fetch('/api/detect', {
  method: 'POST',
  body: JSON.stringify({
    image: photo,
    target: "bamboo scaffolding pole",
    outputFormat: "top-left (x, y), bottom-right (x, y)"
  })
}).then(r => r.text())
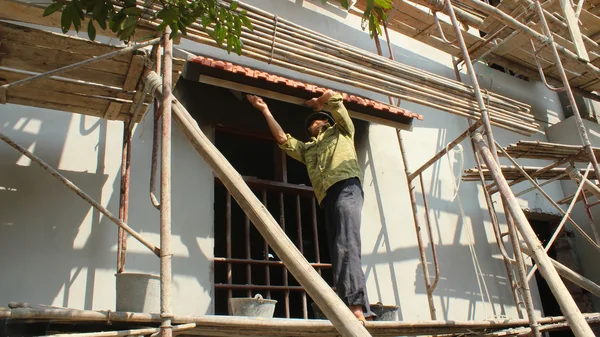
top-left (144, 71), bottom-right (371, 337)
top-left (566, 166), bottom-right (600, 199)
top-left (41, 323), bottom-right (196, 337)
top-left (0, 132), bottom-right (160, 256)
top-left (472, 132), bottom-right (595, 337)
top-left (159, 27), bottom-right (174, 337)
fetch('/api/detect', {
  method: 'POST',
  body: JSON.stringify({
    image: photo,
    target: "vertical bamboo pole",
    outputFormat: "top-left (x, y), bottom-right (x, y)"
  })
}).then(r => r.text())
top-left (159, 27), bottom-right (173, 337)
top-left (445, 0), bottom-right (539, 332)
top-left (117, 118), bottom-right (132, 273)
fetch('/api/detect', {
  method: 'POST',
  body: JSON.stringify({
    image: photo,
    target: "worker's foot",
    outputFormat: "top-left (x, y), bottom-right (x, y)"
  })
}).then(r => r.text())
top-left (350, 305), bottom-right (367, 325)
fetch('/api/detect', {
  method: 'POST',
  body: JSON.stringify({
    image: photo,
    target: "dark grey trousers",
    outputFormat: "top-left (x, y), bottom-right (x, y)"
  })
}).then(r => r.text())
top-left (323, 178), bottom-right (375, 318)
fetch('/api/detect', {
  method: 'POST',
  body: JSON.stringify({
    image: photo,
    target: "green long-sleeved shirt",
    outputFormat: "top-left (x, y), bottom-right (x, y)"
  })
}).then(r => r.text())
top-left (278, 94), bottom-right (362, 205)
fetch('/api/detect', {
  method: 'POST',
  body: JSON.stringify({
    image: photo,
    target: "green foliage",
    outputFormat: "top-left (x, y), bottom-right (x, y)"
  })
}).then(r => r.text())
top-left (42, 0), bottom-right (252, 55)
top-left (322, 0), bottom-right (392, 38)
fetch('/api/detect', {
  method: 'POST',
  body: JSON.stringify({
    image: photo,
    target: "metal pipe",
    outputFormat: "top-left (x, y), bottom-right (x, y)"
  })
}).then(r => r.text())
top-left (0, 132), bottom-right (160, 256)
top-left (0, 37), bottom-right (160, 90)
top-left (213, 258), bottom-right (332, 268)
top-left (117, 119), bottom-right (133, 273)
top-left (311, 198), bottom-right (322, 276)
top-left (473, 132), bottom-right (595, 337)
top-left (408, 120), bottom-right (482, 181)
top-left (397, 131), bottom-right (437, 320)
top-left (226, 191), bottom-right (232, 314)
top-left (581, 193), bottom-right (600, 245)
top-left (296, 195), bottom-right (308, 319)
top-left (245, 215), bottom-right (252, 297)
top-left (262, 190), bottom-right (271, 298)
top-left (445, 0), bottom-right (539, 331)
top-left (279, 192), bottom-right (290, 318)
top-left (529, 40), bottom-right (564, 92)
top-left (419, 174), bottom-right (440, 292)
top-left (159, 27), bottom-right (174, 337)
top-left (433, 11), bottom-right (457, 45)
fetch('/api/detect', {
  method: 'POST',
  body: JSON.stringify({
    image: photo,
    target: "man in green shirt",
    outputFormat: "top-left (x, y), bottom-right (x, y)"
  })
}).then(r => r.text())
top-left (247, 90), bottom-right (375, 323)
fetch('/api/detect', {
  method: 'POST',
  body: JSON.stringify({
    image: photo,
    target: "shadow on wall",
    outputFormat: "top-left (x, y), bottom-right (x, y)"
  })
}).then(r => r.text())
top-left (0, 89), bottom-right (214, 314)
top-left (352, 105), bottom-right (521, 320)
top-left (0, 106), bottom-right (111, 309)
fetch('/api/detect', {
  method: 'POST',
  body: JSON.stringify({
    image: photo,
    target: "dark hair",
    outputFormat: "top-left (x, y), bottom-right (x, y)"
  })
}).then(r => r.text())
top-left (305, 111), bottom-right (334, 137)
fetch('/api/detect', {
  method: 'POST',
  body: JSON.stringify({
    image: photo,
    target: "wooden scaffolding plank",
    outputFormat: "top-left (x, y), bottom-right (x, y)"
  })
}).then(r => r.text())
top-left (0, 21), bottom-right (131, 63)
top-left (0, 49), bottom-right (126, 87)
top-left (0, 39), bottom-right (130, 76)
top-left (104, 102), bottom-right (123, 120)
top-left (558, 0), bottom-right (590, 61)
top-left (0, 69), bottom-right (135, 101)
top-left (6, 96), bottom-right (105, 117)
top-left (122, 55), bottom-right (146, 91)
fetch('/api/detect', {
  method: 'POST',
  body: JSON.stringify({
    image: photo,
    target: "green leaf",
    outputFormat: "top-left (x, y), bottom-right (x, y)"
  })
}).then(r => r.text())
top-left (88, 20), bottom-right (97, 40)
top-left (340, 0), bottom-right (349, 9)
top-left (156, 20), bottom-right (169, 31)
top-left (157, 7), bottom-right (178, 23)
top-left (43, 2), bottom-right (64, 17)
top-left (60, 10), bottom-right (72, 33)
top-left (240, 13), bottom-right (252, 30)
top-left (234, 16), bottom-right (241, 35)
top-left (234, 39), bottom-right (242, 55)
top-left (374, 0), bottom-right (393, 9)
top-left (177, 20), bottom-right (187, 35)
top-left (123, 7), bottom-right (142, 15)
top-left (124, 0), bottom-right (136, 7)
top-left (230, 1), bottom-right (238, 10)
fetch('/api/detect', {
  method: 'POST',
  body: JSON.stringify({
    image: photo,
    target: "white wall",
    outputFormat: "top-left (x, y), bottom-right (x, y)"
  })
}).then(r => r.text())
top-left (0, 103), bottom-right (215, 315)
top-left (0, 0), bottom-right (573, 321)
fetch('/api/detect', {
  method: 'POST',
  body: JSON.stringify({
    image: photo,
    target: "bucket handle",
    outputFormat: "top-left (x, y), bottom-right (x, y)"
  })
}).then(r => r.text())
top-left (254, 294), bottom-right (264, 302)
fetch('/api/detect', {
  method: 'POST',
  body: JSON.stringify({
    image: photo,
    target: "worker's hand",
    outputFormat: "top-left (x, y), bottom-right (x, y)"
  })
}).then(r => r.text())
top-left (305, 90), bottom-right (335, 111)
top-left (247, 95), bottom-right (269, 113)
top-left (305, 97), bottom-right (324, 111)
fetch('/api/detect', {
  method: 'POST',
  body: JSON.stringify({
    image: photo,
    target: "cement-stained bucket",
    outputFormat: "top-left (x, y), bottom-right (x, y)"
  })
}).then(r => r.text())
top-left (229, 294), bottom-right (277, 318)
top-left (115, 273), bottom-right (160, 313)
top-left (370, 302), bottom-right (399, 321)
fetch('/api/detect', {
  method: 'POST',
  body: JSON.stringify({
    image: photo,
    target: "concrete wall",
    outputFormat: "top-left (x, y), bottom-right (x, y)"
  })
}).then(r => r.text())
top-left (0, 0), bottom-right (574, 322)
top-left (547, 116), bottom-right (600, 311)
top-left (0, 101), bottom-right (215, 315)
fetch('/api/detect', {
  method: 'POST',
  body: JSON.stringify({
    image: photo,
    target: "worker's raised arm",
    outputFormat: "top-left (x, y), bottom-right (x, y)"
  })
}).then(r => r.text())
top-left (247, 95), bottom-right (306, 163)
top-left (306, 90), bottom-right (354, 136)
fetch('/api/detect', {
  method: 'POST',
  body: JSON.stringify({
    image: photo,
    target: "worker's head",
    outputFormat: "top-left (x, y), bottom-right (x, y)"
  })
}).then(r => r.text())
top-left (305, 112), bottom-right (334, 138)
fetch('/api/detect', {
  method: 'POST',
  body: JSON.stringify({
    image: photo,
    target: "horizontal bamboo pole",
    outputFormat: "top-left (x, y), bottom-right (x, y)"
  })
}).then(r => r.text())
top-left (43, 323), bottom-right (196, 337)
top-left (4, 307), bottom-right (600, 337)
top-left (0, 133), bottom-right (160, 256)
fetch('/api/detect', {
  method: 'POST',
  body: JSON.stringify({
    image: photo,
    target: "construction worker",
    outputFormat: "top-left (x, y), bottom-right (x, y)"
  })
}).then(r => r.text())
top-left (247, 90), bottom-right (375, 323)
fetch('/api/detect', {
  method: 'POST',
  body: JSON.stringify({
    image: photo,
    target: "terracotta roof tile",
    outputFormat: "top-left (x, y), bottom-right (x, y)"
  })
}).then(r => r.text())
top-left (189, 56), bottom-right (423, 121)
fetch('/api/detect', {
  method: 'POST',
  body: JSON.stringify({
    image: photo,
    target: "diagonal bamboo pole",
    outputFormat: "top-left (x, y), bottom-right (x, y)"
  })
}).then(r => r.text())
top-left (143, 71), bottom-right (371, 337)
top-left (0, 132), bottom-right (160, 256)
top-left (159, 27), bottom-right (174, 337)
top-left (473, 132), bottom-right (595, 337)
